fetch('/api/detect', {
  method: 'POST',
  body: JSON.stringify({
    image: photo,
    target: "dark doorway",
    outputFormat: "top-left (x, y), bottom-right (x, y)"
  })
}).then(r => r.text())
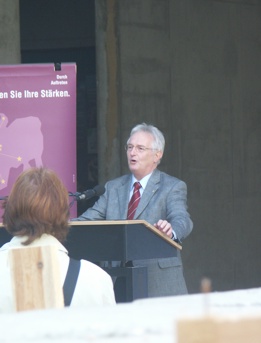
top-left (19, 0), bottom-right (98, 215)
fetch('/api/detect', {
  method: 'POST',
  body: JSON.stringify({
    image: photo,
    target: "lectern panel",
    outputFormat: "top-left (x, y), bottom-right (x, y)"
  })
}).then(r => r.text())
top-left (126, 224), bottom-right (177, 260)
top-left (65, 222), bottom-right (177, 262)
top-left (65, 225), bottom-right (127, 261)
top-left (0, 229), bottom-right (11, 247)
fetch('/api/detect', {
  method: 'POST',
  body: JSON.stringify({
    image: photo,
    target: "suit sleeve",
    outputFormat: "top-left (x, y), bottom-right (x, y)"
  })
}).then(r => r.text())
top-left (166, 180), bottom-right (193, 242)
top-left (73, 184), bottom-right (109, 221)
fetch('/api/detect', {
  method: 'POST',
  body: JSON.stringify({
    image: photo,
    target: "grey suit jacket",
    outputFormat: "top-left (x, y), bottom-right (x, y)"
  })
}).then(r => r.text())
top-left (76, 169), bottom-right (193, 296)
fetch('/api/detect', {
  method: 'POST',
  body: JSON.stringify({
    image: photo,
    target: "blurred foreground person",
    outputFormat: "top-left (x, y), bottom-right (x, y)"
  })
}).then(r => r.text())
top-left (0, 167), bottom-right (115, 312)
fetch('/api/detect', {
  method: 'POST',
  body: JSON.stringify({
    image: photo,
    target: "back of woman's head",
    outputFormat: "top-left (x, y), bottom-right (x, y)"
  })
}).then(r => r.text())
top-left (2, 167), bottom-right (70, 245)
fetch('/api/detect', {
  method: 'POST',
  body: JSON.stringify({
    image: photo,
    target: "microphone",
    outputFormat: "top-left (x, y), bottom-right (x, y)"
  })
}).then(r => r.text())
top-left (75, 185), bottom-right (105, 201)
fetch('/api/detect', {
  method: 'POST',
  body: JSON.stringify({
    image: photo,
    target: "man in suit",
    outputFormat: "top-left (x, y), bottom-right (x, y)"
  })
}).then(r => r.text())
top-left (75, 123), bottom-right (193, 297)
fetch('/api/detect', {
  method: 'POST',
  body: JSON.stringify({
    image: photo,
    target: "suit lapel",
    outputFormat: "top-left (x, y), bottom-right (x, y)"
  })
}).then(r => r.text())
top-left (134, 169), bottom-right (160, 219)
top-left (117, 175), bottom-right (132, 218)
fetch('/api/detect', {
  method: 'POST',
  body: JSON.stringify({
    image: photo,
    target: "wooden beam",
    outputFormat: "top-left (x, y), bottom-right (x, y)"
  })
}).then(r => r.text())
top-left (177, 317), bottom-right (261, 343)
top-left (10, 245), bottom-right (64, 311)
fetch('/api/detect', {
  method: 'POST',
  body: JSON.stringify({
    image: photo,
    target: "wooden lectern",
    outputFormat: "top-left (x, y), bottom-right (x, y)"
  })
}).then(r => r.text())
top-left (65, 220), bottom-right (181, 302)
top-left (0, 220), bottom-right (181, 303)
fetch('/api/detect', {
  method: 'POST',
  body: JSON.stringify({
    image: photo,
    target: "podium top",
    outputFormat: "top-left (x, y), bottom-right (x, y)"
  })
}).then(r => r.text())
top-left (0, 219), bottom-right (182, 250)
top-left (69, 220), bottom-right (182, 250)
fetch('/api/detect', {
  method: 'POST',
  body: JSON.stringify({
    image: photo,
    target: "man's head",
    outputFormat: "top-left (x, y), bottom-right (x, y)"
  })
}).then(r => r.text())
top-left (126, 123), bottom-right (165, 180)
top-left (3, 167), bottom-right (70, 245)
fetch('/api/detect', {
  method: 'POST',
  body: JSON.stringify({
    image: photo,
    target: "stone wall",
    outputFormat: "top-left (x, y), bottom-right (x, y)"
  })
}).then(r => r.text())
top-left (0, 0), bottom-right (20, 63)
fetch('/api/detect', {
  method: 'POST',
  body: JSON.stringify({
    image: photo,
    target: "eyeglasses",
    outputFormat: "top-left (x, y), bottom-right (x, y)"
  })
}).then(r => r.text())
top-left (125, 144), bottom-right (156, 153)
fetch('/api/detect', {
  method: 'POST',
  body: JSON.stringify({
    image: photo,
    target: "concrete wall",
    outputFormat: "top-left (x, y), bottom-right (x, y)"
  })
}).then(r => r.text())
top-left (0, 0), bottom-right (20, 63)
top-left (96, 0), bottom-right (261, 293)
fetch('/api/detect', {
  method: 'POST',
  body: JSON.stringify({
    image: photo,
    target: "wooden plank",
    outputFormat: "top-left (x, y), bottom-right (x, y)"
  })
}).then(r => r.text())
top-left (10, 245), bottom-right (64, 311)
top-left (177, 317), bottom-right (261, 343)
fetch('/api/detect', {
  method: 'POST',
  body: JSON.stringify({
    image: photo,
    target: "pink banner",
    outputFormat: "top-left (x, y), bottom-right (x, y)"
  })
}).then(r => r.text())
top-left (0, 63), bottom-right (77, 219)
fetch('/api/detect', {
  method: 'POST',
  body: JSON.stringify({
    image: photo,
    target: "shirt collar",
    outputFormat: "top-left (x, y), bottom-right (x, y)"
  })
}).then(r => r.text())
top-left (131, 172), bottom-right (152, 191)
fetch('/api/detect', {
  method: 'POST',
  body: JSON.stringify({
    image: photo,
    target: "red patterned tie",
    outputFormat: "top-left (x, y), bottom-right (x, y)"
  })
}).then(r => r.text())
top-left (127, 182), bottom-right (141, 220)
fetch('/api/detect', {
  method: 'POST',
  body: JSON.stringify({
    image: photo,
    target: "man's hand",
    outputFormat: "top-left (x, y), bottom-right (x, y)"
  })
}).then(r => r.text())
top-left (154, 219), bottom-right (173, 238)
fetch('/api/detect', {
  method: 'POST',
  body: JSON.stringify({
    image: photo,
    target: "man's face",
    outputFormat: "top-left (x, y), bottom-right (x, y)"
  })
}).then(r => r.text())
top-left (126, 131), bottom-right (163, 180)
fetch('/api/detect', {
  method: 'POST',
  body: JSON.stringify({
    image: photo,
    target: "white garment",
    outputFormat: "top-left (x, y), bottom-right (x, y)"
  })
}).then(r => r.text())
top-left (0, 234), bottom-right (116, 312)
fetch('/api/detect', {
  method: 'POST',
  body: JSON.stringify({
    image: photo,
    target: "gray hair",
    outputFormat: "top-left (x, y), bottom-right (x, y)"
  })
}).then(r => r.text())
top-left (128, 123), bottom-right (165, 153)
